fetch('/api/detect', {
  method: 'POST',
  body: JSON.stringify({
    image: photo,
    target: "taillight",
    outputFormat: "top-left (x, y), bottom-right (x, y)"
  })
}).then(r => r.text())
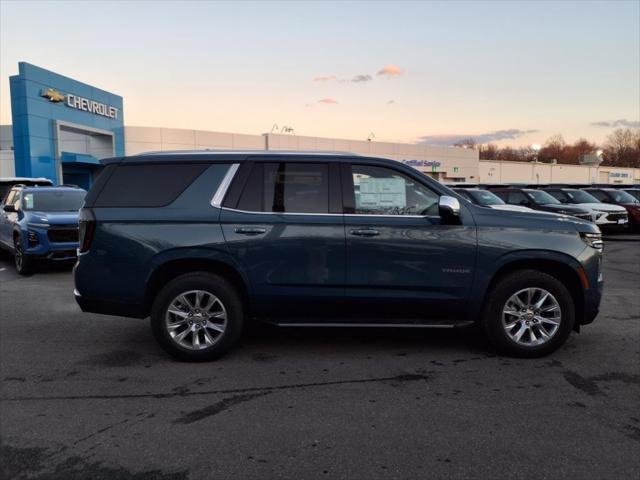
top-left (78, 208), bottom-right (96, 253)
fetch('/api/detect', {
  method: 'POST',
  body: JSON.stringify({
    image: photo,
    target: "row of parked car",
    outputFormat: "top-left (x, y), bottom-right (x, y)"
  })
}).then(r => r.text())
top-left (446, 183), bottom-right (640, 232)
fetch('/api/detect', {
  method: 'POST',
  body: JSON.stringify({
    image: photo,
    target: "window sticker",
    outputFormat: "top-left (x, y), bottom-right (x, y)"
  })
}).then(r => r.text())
top-left (24, 194), bottom-right (34, 209)
top-left (356, 177), bottom-right (406, 209)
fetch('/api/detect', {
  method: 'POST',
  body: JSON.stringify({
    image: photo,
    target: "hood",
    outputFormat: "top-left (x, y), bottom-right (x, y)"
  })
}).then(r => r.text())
top-left (470, 203), bottom-right (600, 234)
top-left (26, 211), bottom-right (79, 226)
top-left (574, 203), bottom-right (626, 212)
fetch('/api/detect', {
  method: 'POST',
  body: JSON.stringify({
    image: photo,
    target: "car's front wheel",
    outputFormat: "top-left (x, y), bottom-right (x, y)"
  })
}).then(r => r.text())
top-left (482, 270), bottom-right (575, 358)
top-left (150, 272), bottom-right (244, 361)
top-left (13, 235), bottom-right (34, 275)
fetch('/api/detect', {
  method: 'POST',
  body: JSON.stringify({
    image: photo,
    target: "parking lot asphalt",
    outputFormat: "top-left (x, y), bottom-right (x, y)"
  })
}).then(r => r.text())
top-left (1, 239), bottom-right (639, 480)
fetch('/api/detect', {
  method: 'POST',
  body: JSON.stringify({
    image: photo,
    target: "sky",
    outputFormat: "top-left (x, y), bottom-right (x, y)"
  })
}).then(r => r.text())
top-left (1, 0), bottom-right (638, 147)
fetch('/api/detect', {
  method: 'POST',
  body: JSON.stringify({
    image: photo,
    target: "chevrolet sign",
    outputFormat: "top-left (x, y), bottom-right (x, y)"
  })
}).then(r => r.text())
top-left (40, 88), bottom-right (119, 120)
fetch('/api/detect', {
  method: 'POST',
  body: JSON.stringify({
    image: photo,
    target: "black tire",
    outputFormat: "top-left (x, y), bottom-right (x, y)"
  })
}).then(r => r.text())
top-left (13, 235), bottom-right (34, 275)
top-left (150, 272), bottom-right (244, 362)
top-left (482, 270), bottom-right (575, 358)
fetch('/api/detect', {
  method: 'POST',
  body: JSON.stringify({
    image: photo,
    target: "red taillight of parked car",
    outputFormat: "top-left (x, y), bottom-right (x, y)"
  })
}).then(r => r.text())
top-left (78, 207), bottom-right (96, 253)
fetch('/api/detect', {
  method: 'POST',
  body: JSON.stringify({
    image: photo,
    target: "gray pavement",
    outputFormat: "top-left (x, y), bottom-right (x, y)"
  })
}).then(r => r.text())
top-left (1, 239), bottom-right (639, 479)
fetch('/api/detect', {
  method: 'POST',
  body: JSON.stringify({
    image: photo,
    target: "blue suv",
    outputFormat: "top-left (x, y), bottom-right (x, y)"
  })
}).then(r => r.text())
top-left (0, 185), bottom-right (86, 274)
top-left (74, 152), bottom-right (603, 360)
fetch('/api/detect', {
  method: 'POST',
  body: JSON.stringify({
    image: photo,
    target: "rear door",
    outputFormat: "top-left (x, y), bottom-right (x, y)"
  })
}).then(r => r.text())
top-left (341, 162), bottom-right (476, 321)
top-left (219, 159), bottom-right (345, 319)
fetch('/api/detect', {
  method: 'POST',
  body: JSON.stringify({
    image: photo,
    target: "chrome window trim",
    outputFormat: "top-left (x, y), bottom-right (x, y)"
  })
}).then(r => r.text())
top-left (220, 206), bottom-right (343, 217)
top-left (210, 163), bottom-right (240, 207)
top-left (219, 206), bottom-right (434, 219)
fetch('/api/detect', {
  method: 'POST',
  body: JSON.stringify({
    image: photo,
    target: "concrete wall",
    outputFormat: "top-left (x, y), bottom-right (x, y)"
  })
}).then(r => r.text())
top-left (123, 128), bottom-right (479, 181)
top-left (124, 126), bottom-right (265, 155)
top-left (267, 133), bottom-right (479, 181)
top-left (480, 160), bottom-right (640, 185)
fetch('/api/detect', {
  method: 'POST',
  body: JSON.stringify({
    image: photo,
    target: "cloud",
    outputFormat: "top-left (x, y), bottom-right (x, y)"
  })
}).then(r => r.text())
top-left (377, 64), bottom-right (403, 76)
top-left (313, 75), bottom-right (337, 82)
top-left (418, 129), bottom-right (538, 146)
top-left (318, 98), bottom-right (338, 104)
top-left (591, 119), bottom-right (640, 128)
top-left (351, 74), bottom-right (372, 83)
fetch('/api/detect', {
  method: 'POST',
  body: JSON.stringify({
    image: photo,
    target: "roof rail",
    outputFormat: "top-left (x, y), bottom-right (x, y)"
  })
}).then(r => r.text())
top-left (134, 149), bottom-right (360, 157)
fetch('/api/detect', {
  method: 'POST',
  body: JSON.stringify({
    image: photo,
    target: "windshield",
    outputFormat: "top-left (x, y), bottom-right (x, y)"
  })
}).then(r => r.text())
top-left (608, 190), bottom-right (639, 204)
top-left (564, 189), bottom-right (600, 204)
top-left (22, 190), bottom-right (86, 211)
top-left (469, 190), bottom-right (505, 206)
top-left (526, 190), bottom-right (561, 205)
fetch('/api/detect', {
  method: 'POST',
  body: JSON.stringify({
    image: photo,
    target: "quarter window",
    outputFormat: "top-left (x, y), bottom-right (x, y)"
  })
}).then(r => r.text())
top-left (349, 165), bottom-right (439, 216)
top-left (93, 164), bottom-right (209, 208)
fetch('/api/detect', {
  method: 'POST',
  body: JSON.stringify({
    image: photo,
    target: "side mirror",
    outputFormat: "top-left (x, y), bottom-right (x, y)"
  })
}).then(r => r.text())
top-left (439, 195), bottom-right (460, 220)
top-left (3, 204), bottom-right (16, 213)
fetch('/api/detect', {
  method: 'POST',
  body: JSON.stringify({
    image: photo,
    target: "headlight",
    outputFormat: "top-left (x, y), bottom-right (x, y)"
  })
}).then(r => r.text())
top-left (580, 232), bottom-right (603, 251)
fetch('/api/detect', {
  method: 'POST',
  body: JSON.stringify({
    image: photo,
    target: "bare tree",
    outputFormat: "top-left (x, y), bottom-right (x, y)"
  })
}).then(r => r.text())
top-left (453, 137), bottom-right (477, 149)
top-left (601, 128), bottom-right (640, 167)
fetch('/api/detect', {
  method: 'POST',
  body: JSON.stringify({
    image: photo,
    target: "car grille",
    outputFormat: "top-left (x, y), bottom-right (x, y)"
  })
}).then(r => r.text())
top-left (47, 226), bottom-right (79, 243)
top-left (606, 212), bottom-right (627, 221)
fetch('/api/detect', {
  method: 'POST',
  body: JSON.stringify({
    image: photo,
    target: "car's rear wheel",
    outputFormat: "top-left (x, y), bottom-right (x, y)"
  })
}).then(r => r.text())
top-left (150, 272), bottom-right (244, 361)
top-left (13, 235), bottom-right (34, 275)
top-left (482, 270), bottom-right (574, 358)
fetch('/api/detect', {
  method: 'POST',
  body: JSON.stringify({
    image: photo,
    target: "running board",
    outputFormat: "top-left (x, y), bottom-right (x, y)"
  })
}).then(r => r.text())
top-left (272, 321), bottom-right (474, 329)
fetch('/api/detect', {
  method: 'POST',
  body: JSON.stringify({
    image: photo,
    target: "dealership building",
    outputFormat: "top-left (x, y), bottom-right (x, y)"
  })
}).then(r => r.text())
top-left (1, 63), bottom-right (638, 188)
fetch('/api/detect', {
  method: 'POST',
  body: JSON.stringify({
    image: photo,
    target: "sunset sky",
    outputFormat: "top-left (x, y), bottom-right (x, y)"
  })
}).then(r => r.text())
top-left (1, 0), bottom-right (638, 147)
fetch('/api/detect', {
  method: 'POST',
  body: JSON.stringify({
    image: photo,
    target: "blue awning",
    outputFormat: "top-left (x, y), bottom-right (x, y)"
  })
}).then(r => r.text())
top-left (60, 151), bottom-right (101, 165)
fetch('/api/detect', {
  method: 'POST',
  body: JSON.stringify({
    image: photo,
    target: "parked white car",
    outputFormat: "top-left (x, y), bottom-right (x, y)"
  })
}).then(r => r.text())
top-left (543, 188), bottom-right (628, 228)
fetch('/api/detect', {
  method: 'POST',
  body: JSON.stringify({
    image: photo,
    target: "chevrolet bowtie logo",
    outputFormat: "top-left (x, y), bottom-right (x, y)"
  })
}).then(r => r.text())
top-left (40, 88), bottom-right (66, 103)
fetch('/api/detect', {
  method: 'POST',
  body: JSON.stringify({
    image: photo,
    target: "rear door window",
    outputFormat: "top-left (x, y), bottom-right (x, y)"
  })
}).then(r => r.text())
top-left (235, 162), bottom-right (332, 214)
top-left (93, 164), bottom-right (209, 207)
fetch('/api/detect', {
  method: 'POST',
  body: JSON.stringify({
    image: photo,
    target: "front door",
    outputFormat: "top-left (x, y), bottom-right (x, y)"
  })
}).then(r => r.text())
top-left (342, 163), bottom-right (476, 321)
top-left (220, 160), bottom-right (345, 319)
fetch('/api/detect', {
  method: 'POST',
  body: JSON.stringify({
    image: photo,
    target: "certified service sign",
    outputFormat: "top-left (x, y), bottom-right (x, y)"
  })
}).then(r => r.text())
top-left (40, 88), bottom-right (119, 120)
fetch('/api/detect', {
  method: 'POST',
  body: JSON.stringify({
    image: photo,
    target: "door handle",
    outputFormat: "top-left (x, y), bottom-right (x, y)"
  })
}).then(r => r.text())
top-left (350, 228), bottom-right (380, 237)
top-left (234, 227), bottom-right (267, 236)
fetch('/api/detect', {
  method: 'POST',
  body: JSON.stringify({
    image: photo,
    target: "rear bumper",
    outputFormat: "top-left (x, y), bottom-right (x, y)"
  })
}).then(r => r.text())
top-left (74, 289), bottom-right (147, 319)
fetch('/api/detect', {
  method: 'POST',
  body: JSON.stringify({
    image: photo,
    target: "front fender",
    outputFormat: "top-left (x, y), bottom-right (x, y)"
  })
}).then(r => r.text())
top-left (468, 248), bottom-right (587, 318)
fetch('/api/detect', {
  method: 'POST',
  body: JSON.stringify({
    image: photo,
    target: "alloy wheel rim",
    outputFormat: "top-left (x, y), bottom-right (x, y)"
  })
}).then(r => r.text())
top-left (165, 290), bottom-right (227, 350)
top-left (502, 288), bottom-right (561, 347)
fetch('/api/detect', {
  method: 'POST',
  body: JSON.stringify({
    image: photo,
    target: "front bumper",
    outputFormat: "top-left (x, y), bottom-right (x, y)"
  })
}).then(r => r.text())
top-left (24, 225), bottom-right (79, 261)
top-left (594, 212), bottom-right (628, 227)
